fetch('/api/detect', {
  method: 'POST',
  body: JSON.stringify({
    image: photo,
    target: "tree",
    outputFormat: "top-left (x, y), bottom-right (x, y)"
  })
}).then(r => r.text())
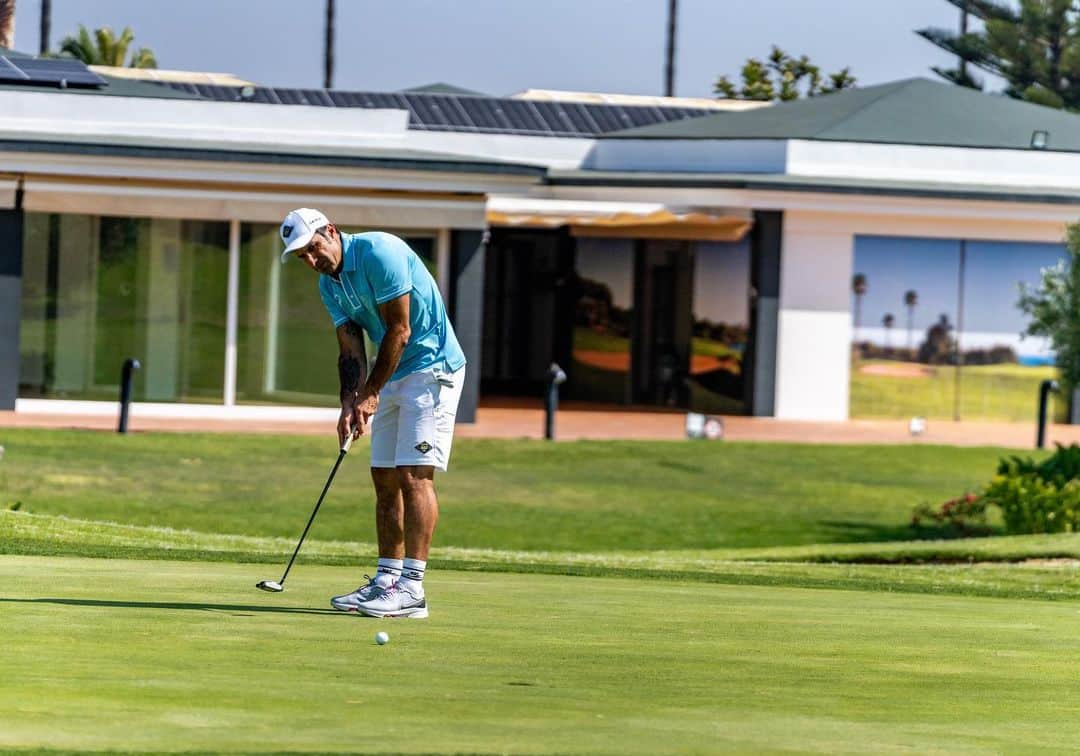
top-left (1018, 222), bottom-right (1080, 391)
top-left (715, 46), bottom-right (857, 101)
top-left (882, 313), bottom-right (896, 347)
top-left (917, 1), bottom-right (1080, 110)
top-left (852, 273), bottom-right (868, 339)
top-left (904, 290), bottom-right (919, 349)
top-left (0, 0), bottom-right (14, 50)
top-left (919, 314), bottom-right (958, 365)
top-left (59, 25), bottom-right (157, 68)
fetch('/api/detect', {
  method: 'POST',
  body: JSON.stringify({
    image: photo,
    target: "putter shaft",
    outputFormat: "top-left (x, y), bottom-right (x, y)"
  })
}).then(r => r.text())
top-left (266, 435), bottom-right (353, 590)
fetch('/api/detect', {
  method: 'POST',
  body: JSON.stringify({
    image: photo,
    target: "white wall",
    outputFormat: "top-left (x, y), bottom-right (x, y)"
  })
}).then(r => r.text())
top-left (0, 89), bottom-right (409, 154)
top-left (787, 140), bottom-right (1080, 192)
top-left (774, 212), bottom-right (854, 420)
top-left (583, 139), bottom-right (787, 174)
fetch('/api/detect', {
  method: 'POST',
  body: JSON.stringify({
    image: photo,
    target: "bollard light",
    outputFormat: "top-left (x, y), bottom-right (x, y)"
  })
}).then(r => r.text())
top-left (544, 362), bottom-right (567, 441)
top-left (118, 358), bottom-right (141, 434)
top-left (1036, 379), bottom-right (1059, 449)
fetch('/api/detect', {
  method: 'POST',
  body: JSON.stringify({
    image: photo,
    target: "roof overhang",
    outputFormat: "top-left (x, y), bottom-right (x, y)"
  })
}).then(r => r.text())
top-left (487, 196), bottom-right (752, 241)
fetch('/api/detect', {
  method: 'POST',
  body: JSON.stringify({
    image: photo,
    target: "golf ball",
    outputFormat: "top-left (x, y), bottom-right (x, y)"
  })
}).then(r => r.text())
top-left (375, 631), bottom-right (390, 645)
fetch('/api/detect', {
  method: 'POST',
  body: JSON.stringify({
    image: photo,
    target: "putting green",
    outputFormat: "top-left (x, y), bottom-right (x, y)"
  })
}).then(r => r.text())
top-left (4, 556), bottom-right (1080, 753)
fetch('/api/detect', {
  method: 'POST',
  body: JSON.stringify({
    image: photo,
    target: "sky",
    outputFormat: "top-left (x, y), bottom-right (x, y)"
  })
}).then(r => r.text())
top-left (8, 0), bottom-right (983, 97)
top-left (853, 237), bottom-right (1067, 353)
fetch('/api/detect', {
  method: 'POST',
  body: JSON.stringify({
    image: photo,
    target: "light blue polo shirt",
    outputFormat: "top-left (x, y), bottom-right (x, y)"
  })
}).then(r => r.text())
top-left (318, 232), bottom-right (466, 382)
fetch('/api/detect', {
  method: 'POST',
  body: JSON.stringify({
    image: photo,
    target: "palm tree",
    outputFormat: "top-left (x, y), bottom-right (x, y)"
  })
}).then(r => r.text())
top-left (882, 313), bottom-right (895, 347)
top-left (904, 289), bottom-right (918, 349)
top-left (852, 273), bottom-right (868, 340)
top-left (59, 25), bottom-right (157, 68)
top-left (323, 0), bottom-right (335, 89)
top-left (0, 0), bottom-right (15, 50)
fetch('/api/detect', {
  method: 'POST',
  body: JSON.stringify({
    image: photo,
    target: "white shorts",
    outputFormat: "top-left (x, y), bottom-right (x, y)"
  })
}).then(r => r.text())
top-left (370, 366), bottom-right (465, 472)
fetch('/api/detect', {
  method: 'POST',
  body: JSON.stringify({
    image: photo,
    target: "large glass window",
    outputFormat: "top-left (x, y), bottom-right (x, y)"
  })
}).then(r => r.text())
top-left (19, 213), bottom-right (229, 402)
top-left (689, 240), bottom-right (751, 414)
top-left (235, 223), bottom-right (340, 406)
top-left (568, 238), bottom-right (634, 403)
top-left (850, 235), bottom-right (1067, 421)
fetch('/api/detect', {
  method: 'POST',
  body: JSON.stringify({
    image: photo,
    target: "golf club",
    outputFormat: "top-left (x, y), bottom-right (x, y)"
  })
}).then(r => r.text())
top-left (256, 433), bottom-right (354, 593)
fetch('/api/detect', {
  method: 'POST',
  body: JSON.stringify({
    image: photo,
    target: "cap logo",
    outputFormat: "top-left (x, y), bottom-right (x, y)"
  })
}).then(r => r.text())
top-left (282, 224), bottom-right (294, 239)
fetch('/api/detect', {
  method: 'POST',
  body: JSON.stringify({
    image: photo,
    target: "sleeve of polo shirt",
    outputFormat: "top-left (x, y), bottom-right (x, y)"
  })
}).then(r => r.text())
top-left (319, 278), bottom-right (350, 328)
top-left (362, 235), bottom-right (413, 305)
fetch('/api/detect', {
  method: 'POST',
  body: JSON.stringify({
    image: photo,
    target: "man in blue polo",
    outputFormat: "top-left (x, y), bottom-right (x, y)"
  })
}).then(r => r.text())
top-left (280, 207), bottom-right (466, 619)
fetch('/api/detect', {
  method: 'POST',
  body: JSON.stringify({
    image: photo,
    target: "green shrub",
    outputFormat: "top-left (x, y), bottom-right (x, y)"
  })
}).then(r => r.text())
top-left (920, 444), bottom-right (1080, 535)
top-left (981, 445), bottom-right (1080, 534)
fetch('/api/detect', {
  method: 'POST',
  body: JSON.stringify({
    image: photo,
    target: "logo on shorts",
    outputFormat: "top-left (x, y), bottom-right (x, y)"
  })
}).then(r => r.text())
top-left (414, 441), bottom-right (433, 454)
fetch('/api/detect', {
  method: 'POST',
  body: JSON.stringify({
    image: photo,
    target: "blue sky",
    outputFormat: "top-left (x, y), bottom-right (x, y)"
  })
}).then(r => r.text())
top-left (854, 237), bottom-right (1067, 335)
top-left (11, 0), bottom-right (976, 96)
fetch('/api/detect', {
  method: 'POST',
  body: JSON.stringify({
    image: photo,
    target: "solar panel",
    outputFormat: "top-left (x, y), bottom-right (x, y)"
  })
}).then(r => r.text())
top-left (0, 56), bottom-right (29, 81)
top-left (156, 82), bottom-right (718, 137)
top-left (0, 56), bottom-right (106, 88)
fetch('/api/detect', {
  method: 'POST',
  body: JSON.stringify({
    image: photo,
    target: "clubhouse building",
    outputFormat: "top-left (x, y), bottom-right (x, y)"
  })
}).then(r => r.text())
top-left (2, 53), bottom-right (1079, 423)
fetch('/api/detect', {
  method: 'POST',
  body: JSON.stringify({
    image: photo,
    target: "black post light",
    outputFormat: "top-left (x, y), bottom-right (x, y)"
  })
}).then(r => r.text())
top-left (544, 363), bottom-right (567, 441)
top-left (118, 358), bottom-right (141, 434)
top-left (1037, 378), bottom-right (1059, 449)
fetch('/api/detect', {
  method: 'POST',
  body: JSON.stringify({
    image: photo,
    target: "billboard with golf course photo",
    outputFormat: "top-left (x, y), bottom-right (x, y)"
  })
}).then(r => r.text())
top-left (850, 235), bottom-right (1068, 422)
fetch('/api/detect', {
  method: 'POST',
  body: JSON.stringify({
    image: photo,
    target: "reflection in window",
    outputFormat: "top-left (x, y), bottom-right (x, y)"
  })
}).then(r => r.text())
top-left (569, 238), bottom-right (633, 403)
top-left (235, 223), bottom-right (340, 406)
top-left (19, 213), bottom-right (228, 402)
top-left (689, 240), bottom-right (750, 414)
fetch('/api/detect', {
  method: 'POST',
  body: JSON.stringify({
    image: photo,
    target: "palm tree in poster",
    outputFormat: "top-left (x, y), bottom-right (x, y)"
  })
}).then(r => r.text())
top-left (852, 273), bottom-right (868, 340)
top-left (904, 289), bottom-right (918, 349)
top-left (882, 313), bottom-right (895, 347)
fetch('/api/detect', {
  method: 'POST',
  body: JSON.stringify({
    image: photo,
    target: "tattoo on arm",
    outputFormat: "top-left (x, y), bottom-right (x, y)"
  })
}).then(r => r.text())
top-left (338, 321), bottom-right (367, 402)
top-left (338, 354), bottom-right (364, 402)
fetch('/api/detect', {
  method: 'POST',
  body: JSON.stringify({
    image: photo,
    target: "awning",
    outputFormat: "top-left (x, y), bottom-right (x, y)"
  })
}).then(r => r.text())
top-left (486, 197), bottom-right (752, 242)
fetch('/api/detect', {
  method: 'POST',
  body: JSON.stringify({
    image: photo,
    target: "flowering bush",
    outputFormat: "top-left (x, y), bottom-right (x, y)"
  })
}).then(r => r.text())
top-left (915, 444), bottom-right (1080, 536)
top-left (912, 493), bottom-right (989, 535)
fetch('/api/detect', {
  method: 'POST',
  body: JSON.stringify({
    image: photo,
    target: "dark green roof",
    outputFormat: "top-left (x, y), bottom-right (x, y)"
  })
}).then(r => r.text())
top-left (609, 78), bottom-right (1080, 153)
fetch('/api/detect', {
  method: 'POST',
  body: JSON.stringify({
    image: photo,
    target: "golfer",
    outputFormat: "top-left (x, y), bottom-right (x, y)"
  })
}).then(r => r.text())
top-left (279, 208), bottom-right (466, 619)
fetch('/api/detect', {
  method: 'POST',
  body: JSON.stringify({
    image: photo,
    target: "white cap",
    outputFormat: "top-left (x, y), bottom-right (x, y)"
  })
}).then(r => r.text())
top-left (279, 208), bottom-right (330, 262)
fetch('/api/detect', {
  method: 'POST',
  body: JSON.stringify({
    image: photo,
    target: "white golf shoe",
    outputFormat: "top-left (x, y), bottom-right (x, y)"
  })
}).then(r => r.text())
top-left (330, 575), bottom-right (387, 612)
top-left (355, 584), bottom-right (428, 619)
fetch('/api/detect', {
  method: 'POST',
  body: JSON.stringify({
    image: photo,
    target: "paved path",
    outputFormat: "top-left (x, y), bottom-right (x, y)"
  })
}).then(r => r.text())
top-left (1, 402), bottom-right (1076, 449)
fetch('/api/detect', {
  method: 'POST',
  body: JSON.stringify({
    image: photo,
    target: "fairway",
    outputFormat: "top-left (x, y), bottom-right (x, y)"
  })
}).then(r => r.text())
top-left (6, 555), bottom-right (1080, 754)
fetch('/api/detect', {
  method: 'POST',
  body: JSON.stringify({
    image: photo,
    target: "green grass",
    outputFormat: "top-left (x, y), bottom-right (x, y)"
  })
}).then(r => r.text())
top-left (691, 336), bottom-right (740, 359)
top-left (850, 359), bottom-right (1066, 422)
top-left (11, 511), bottom-right (1080, 602)
top-left (6, 554), bottom-right (1080, 753)
top-left (0, 430), bottom-right (1023, 551)
top-left (572, 326), bottom-right (631, 354)
top-left (8, 428), bottom-right (1080, 752)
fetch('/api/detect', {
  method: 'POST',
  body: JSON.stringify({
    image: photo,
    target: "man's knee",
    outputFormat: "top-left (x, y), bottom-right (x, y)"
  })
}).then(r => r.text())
top-left (396, 465), bottom-right (435, 495)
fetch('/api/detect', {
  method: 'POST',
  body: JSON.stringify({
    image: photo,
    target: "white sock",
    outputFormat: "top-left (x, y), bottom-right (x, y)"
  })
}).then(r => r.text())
top-left (396, 558), bottom-right (426, 595)
top-left (375, 558), bottom-right (402, 588)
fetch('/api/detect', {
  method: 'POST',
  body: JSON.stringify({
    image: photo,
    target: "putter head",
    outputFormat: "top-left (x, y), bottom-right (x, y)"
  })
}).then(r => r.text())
top-left (256, 580), bottom-right (284, 593)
